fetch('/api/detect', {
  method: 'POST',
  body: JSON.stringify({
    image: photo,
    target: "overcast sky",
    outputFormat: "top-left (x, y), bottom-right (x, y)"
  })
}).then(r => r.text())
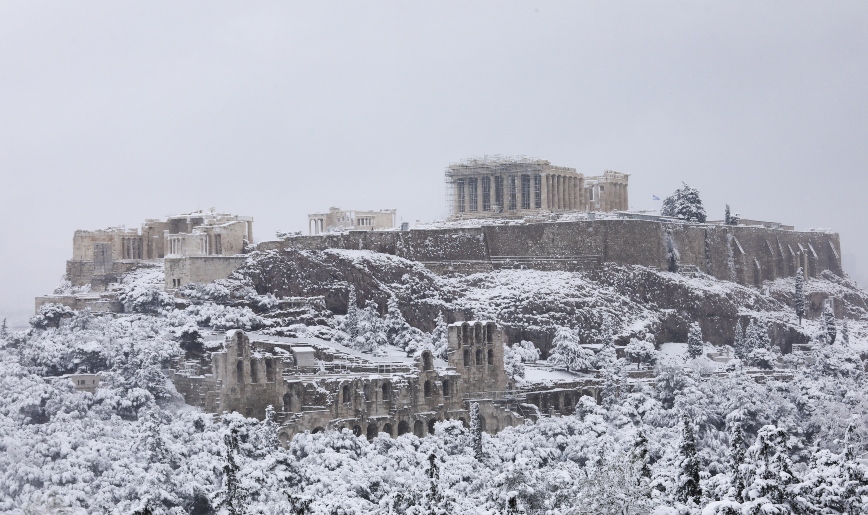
top-left (1, 1), bottom-right (867, 324)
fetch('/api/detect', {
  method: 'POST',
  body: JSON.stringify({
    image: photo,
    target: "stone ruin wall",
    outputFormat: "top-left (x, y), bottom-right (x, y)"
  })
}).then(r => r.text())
top-left (260, 219), bottom-right (842, 286)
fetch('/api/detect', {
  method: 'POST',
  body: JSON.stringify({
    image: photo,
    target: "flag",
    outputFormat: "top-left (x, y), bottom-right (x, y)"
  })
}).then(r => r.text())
top-left (652, 195), bottom-right (660, 201)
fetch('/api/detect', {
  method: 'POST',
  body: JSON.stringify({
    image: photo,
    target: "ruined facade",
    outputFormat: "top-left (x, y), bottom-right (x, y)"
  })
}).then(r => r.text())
top-left (308, 207), bottom-right (396, 235)
top-left (445, 156), bottom-right (629, 218)
top-left (62, 210), bottom-right (253, 292)
top-left (172, 322), bottom-right (536, 444)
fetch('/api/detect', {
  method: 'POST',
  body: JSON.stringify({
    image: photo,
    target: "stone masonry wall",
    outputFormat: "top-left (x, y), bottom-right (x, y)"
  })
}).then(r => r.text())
top-left (263, 220), bottom-right (842, 286)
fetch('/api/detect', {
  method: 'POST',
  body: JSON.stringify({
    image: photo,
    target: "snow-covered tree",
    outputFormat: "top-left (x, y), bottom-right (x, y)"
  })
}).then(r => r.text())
top-left (470, 402), bottom-right (483, 460)
top-left (118, 283), bottom-right (175, 315)
top-left (733, 320), bottom-right (747, 360)
top-left (214, 429), bottom-right (247, 515)
top-left (503, 345), bottom-right (525, 383)
top-left (842, 319), bottom-right (850, 346)
top-left (660, 182), bottom-right (707, 223)
top-left (633, 428), bottom-right (651, 480)
top-left (676, 413), bottom-right (702, 505)
top-left (512, 340), bottom-right (540, 363)
top-left (724, 204), bottom-right (739, 226)
top-left (624, 338), bottom-right (657, 370)
top-left (343, 285), bottom-right (359, 340)
top-left (0, 318), bottom-right (7, 339)
top-left (428, 313), bottom-right (449, 360)
top-left (794, 269), bottom-right (806, 325)
top-left (354, 300), bottom-right (387, 354)
top-left (823, 303), bottom-right (837, 345)
top-left (728, 420), bottom-right (747, 502)
top-left (549, 327), bottom-right (594, 372)
top-left (687, 322), bottom-right (703, 360)
top-left (384, 295), bottom-right (410, 348)
top-left (740, 425), bottom-right (798, 512)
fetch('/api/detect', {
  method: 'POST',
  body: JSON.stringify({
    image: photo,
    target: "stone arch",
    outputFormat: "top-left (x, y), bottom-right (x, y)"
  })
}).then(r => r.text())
top-left (283, 392), bottom-right (292, 412)
top-left (476, 348), bottom-right (483, 366)
top-left (398, 420), bottom-right (410, 436)
top-left (424, 380), bottom-right (432, 398)
top-left (487, 348), bottom-right (494, 366)
top-left (474, 323), bottom-right (482, 344)
top-left (342, 384), bottom-right (351, 404)
top-left (422, 351), bottom-right (433, 371)
top-left (278, 432), bottom-right (290, 447)
top-left (428, 418), bottom-right (437, 435)
top-left (382, 422), bottom-right (394, 437)
top-left (413, 420), bottom-right (425, 437)
top-left (442, 379), bottom-right (450, 397)
top-left (486, 323), bottom-right (495, 343)
top-left (352, 425), bottom-right (362, 437)
top-left (363, 382), bottom-right (371, 401)
top-left (312, 426), bottom-right (325, 434)
top-left (491, 417), bottom-right (500, 431)
top-left (381, 381), bottom-right (391, 401)
top-left (235, 360), bottom-right (244, 383)
top-left (463, 348), bottom-right (471, 367)
top-left (461, 323), bottom-right (470, 345)
top-left (366, 422), bottom-right (378, 440)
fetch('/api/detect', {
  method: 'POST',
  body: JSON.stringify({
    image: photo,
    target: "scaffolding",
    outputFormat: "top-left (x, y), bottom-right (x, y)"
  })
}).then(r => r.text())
top-left (444, 155), bottom-right (555, 217)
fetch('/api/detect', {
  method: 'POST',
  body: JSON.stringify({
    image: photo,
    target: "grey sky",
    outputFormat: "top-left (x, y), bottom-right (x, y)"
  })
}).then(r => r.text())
top-left (2, 2), bottom-right (867, 324)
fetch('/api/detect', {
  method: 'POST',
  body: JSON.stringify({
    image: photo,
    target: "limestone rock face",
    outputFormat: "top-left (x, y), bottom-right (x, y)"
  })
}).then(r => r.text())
top-left (232, 248), bottom-right (864, 355)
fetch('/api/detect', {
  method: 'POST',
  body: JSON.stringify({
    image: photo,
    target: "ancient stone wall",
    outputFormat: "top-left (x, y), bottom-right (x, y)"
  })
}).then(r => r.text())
top-left (269, 220), bottom-right (842, 286)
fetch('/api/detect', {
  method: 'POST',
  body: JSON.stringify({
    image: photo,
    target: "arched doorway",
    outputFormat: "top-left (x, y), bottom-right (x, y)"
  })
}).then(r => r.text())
top-left (366, 422), bottom-right (378, 440)
top-left (413, 420), bottom-right (424, 437)
top-left (398, 420), bottom-right (410, 436)
top-left (312, 427), bottom-right (325, 434)
top-left (382, 423), bottom-right (394, 437)
top-left (428, 418), bottom-right (437, 435)
top-left (283, 392), bottom-right (292, 412)
top-left (424, 380), bottom-right (432, 398)
top-left (352, 425), bottom-right (362, 437)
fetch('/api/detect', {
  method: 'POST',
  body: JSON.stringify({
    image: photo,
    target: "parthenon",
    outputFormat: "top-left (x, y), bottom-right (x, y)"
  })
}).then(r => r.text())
top-left (445, 156), bottom-right (629, 218)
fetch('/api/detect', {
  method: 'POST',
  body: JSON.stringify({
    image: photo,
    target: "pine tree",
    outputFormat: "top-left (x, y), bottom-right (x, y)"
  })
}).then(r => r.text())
top-left (728, 421), bottom-right (747, 502)
top-left (385, 295), bottom-right (409, 348)
top-left (725, 205), bottom-right (732, 225)
top-left (742, 425), bottom-right (797, 509)
top-left (823, 303), bottom-right (837, 345)
top-left (344, 285), bottom-right (359, 340)
top-left (660, 182), bottom-right (707, 223)
top-left (794, 270), bottom-right (805, 325)
top-left (842, 320), bottom-right (850, 346)
top-left (0, 318), bottom-right (7, 339)
top-left (470, 402), bottom-right (483, 460)
top-left (215, 429), bottom-right (247, 515)
top-left (687, 322), bottom-right (703, 360)
top-left (676, 413), bottom-right (702, 505)
top-left (734, 320), bottom-right (747, 360)
top-left (599, 314), bottom-right (615, 348)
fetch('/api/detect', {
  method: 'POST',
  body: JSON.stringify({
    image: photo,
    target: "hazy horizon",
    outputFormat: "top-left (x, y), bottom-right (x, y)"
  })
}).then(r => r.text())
top-left (2, 2), bottom-right (867, 325)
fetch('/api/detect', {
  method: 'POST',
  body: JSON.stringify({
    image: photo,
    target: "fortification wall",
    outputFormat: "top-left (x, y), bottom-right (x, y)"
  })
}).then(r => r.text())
top-left (269, 220), bottom-right (842, 286)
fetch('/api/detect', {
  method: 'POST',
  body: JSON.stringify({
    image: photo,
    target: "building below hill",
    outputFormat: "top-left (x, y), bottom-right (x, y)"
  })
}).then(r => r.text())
top-left (170, 322), bottom-right (579, 444)
top-left (444, 156), bottom-right (629, 218)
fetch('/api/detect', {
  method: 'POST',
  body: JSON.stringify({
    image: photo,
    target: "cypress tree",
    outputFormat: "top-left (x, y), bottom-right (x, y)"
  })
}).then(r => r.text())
top-left (345, 285), bottom-right (359, 340)
top-left (687, 322), bottom-right (703, 360)
top-left (733, 320), bottom-right (746, 360)
top-left (216, 429), bottom-right (247, 515)
top-left (842, 320), bottom-right (850, 346)
top-left (823, 303), bottom-right (837, 345)
top-left (676, 413), bottom-right (702, 505)
top-left (470, 402), bottom-right (483, 460)
top-left (794, 270), bottom-right (805, 325)
top-left (728, 421), bottom-right (747, 502)
top-left (0, 318), bottom-right (7, 338)
top-left (725, 205), bottom-right (732, 225)
top-left (633, 428), bottom-right (652, 479)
